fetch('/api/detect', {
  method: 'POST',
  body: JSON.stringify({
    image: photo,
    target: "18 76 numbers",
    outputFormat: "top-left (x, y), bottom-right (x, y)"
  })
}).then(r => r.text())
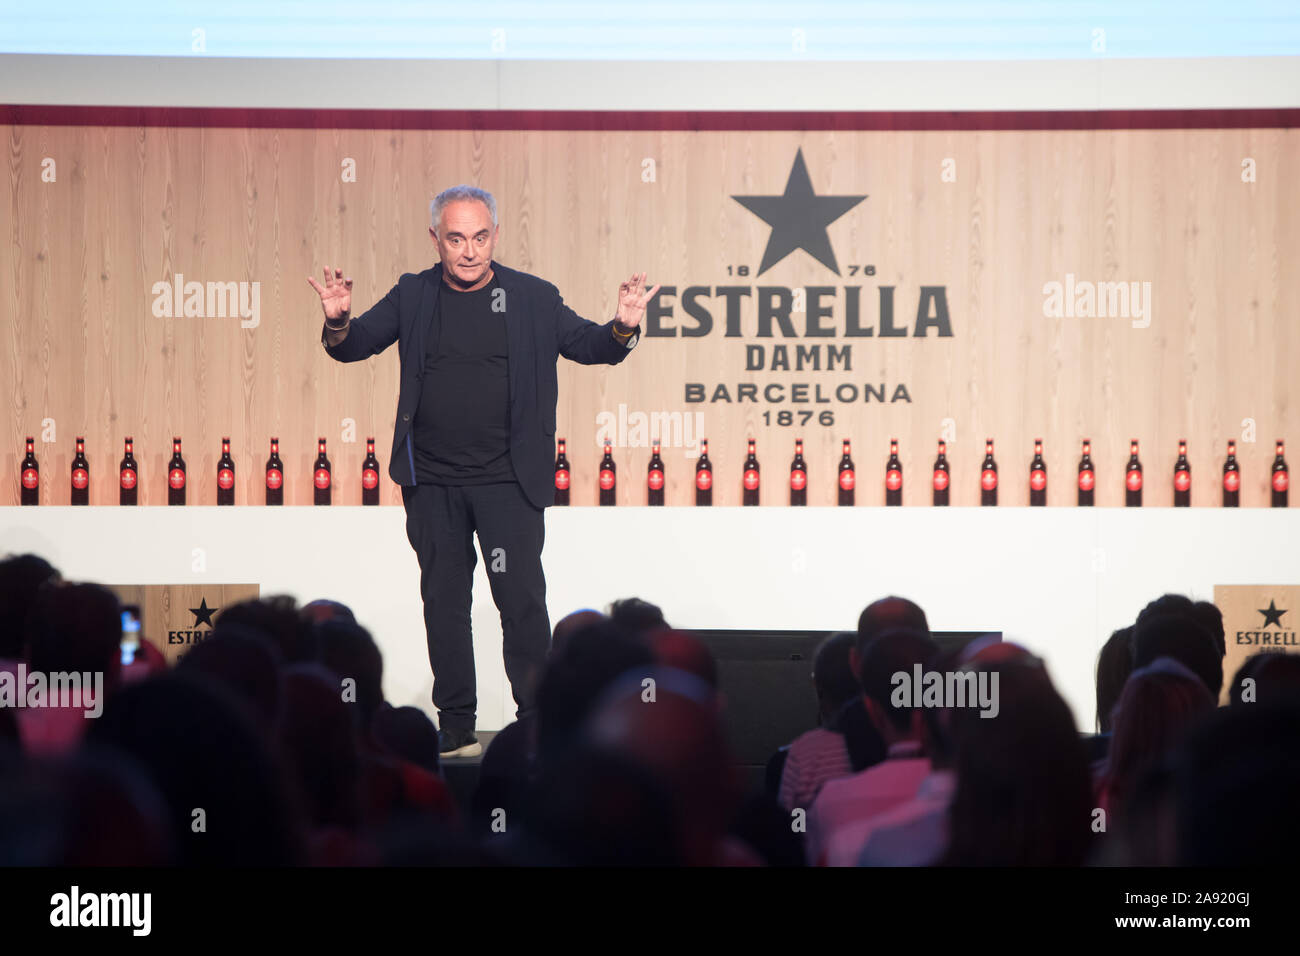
top-left (763, 410), bottom-right (835, 427)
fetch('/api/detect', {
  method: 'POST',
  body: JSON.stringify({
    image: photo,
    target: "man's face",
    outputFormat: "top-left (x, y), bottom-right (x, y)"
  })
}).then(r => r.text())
top-left (430, 199), bottom-right (498, 289)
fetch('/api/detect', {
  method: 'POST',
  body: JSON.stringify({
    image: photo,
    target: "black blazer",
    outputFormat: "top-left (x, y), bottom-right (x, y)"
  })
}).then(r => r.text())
top-left (320, 259), bottom-right (640, 509)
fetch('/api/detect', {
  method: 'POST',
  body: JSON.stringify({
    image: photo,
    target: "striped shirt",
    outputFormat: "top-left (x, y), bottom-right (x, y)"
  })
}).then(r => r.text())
top-left (777, 727), bottom-right (853, 813)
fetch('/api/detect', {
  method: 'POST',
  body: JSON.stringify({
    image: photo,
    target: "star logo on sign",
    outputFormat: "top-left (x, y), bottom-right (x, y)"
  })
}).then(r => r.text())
top-left (1258, 600), bottom-right (1287, 629)
top-left (732, 148), bottom-right (867, 276)
top-left (190, 598), bottom-right (219, 628)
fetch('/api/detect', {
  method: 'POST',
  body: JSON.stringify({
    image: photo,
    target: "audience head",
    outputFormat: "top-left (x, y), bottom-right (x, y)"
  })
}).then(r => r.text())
top-left (535, 619), bottom-right (656, 767)
top-left (277, 664), bottom-right (364, 832)
top-left (1132, 611), bottom-right (1222, 700)
top-left (1173, 701), bottom-right (1300, 865)
top-left (812, 631), bottom-right (860, 726)
top-left (550, 608), bottom-right (606, 659)
top-left (85, 672), bottom-right (303, 864)
top-left (371, 705), bottom-right (442, 774)
top-left (1229, 652), bottom-right (1300, 706)
top-left (585, 666), bottom-right (738, 866)
top-left (854, 626), bottom-right (941, 744)
top-left (24, 581), bottom-right (122, 694)
top-left (0, 553), bottom-right (60, 660)
top-left (313, 618), bottom-right (385, 735)
top-left (1095, 626), bottom-right (1135, 733)
top-left (646, 629), bottom-right (718, 692)
top-left (1104, 657), bottom-right (1215, 818)
top-left (1191, 601), bottom-right (1226, 658)
top-left (857, 595), bottom-right (930, 644)
top-left (300, 599), bottom-right (357, 627)
top-left (0, 749), bottom-right (172, 865)
top-left (607, 597), bottom-right (669, 638)
top-left (215, 595), bottom-right (316, 663)
top-left (176, 627), bottom-right (283, 732)
top-left (943, 660), bottom-right (1093, 866)
top-left (523, 741), bottom-right (681, 866)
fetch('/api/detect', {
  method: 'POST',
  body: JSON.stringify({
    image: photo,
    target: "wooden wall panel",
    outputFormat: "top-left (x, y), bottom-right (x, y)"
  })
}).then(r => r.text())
top-left (2, 124), bottom-right (1296, 507)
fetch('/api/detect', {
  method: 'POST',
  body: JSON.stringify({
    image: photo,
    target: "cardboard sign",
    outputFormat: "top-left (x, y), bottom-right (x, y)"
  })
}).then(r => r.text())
top-left (108, 583), bottom-right (261, 667)
top-left (1214, 585), bottom-right (1300, 706)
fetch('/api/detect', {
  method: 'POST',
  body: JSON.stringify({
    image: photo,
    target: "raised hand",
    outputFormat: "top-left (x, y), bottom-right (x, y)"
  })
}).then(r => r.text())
top-left (307, 266), bottom-right (353, 322)
top-left (614, 272), bottom-right (661, 329)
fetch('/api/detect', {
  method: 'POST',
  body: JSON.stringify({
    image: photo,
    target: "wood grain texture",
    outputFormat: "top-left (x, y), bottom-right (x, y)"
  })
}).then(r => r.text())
top-left (110, 583), bottom-right (261, 667)
top-left (2, 125), bottom-right (1296, 507)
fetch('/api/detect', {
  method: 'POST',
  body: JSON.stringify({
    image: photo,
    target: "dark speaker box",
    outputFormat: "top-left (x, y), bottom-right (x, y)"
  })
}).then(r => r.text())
top-left (692, 629), bottom-right (999, 767)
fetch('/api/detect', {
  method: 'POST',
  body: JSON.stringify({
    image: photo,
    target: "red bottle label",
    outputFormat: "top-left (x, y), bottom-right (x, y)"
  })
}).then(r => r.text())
top-left (1127, 470), bottom-right (1143, 492)
top-left (886, 469), bottom-right (902, 491)
top-left (1030, 470), bottom-right (1046, 491)
top-left (169, 468), bottom-right (185, 489)
top-left (554, 469), bottom-right (569, 490)
top-left (266, 468), bottom-right (282, 490)
top-left (599, 469), bottom-right (615, 490)
top-left (1174, 471), bottom-right (1190, 492)
top-left (362, 468), bottom-right (378, 489)
top-left (1223, 472), bottom-right (1240, 492)
top-left (1275, 471), bottom-right (1289, 492)
top-left (72, 468), bottom-right (88, 489)
top-left (22, 468), bottom-right (38, 489)
top-left (1078, 470), bottom-right (1094, 491)
top-left (120, 469), bottom-right (136, 489)
top-left (219, 468), bottom-right (234, 489)
top-left (314, 468), bottom-right (331, 489)
top-left (743, 469), bottom-right (759, 490)
top-left (648, 469), bottom-right (664, 490)
top-left (981, 469), bottom-right (997, 491)
top-left (696, 469), bottom-right (712, 490)
top-left (790, 470), bottom-right (806, 490)
top-left (840, 469), bottom-right (855, 491)
top-left (932, 470), bottom-right (948, 491)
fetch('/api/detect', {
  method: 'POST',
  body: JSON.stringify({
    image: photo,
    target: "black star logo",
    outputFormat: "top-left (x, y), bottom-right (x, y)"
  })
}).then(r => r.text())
top-left (732, 148), bottom-right (867, 276)
top-left (190, 598), bottom-right (218, 628)
top-left (1258, 600), bottom-right (1287, 629)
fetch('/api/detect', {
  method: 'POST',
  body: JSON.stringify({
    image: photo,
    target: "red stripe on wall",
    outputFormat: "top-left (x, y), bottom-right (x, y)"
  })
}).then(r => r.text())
top-left (2, 105), bottom-right (1299, 131)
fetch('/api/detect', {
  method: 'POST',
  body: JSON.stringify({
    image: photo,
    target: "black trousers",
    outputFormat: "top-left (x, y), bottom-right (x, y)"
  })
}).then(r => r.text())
top-left (401, 481), bottom-right (550, 732)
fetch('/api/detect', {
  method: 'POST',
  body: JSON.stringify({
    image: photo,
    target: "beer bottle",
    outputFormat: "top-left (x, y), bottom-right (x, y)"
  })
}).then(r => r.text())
top-left (1125, 440), bottom-right (1143, 507)
top-left (362, 437), bottom-right (381, 506)
top-left (695, 439), bottom-right (713, 506)
top-left (167, 437), bottom-right (186, 506)
top-left (647, 439), bottom-right (665, 506)
top-left (265, 438), bottom-right (284, 506)
top-left (1029, 439), bottom-right (1047, 507)
top-left (1273, 440), bottom-right (1288, 508)
top-left (1222, 440), bottom-right (1239, 508)
top-left (885, 439), bottom-right (902, 506)
top-left (742, 439), bottom-right (760, 506)
top-left (314, 438), bottom-right (332, 506)
top-left (20, 437), bottom-right (39, 506)
top-left (217, 437), bottom-right (235, 506)
top-left (1077, 440), bottom-right (1095, 507)
top-left (553, 438), bottom-right (570, 506)
top-left (932, 440), bottom-right (949, 507)
top-left (119, 437), bottom-right (138, 506)
top-left (980, 439), bottom-right (997, 506)
top-left (1173, 440), bottom-right (1191, 507)
top-left (70, 437), bottom-right (90, 506)
top-left (599, 439), bottom-right (616, 506)
top-left (789, 438), bottom-right (807, 506)
top-left (838, 440), bottom-right (855, 507)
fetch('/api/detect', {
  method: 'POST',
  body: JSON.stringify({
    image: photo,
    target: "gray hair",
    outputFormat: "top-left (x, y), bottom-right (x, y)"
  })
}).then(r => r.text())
top-left (430, 185), bottom-right (498, 231)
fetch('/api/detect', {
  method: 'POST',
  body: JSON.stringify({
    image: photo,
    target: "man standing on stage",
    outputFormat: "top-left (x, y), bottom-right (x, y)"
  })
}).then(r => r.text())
top-left (310, 185), bottom-right (658, 757)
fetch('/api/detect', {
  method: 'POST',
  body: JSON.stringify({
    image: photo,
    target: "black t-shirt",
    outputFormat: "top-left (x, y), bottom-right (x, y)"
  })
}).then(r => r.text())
top-left (412, 275), bottom-right (514, 484)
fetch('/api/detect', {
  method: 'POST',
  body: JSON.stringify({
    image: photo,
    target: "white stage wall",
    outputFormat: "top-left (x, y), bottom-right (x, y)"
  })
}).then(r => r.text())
top-left (3, 506), bottom-right (1296, 733)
